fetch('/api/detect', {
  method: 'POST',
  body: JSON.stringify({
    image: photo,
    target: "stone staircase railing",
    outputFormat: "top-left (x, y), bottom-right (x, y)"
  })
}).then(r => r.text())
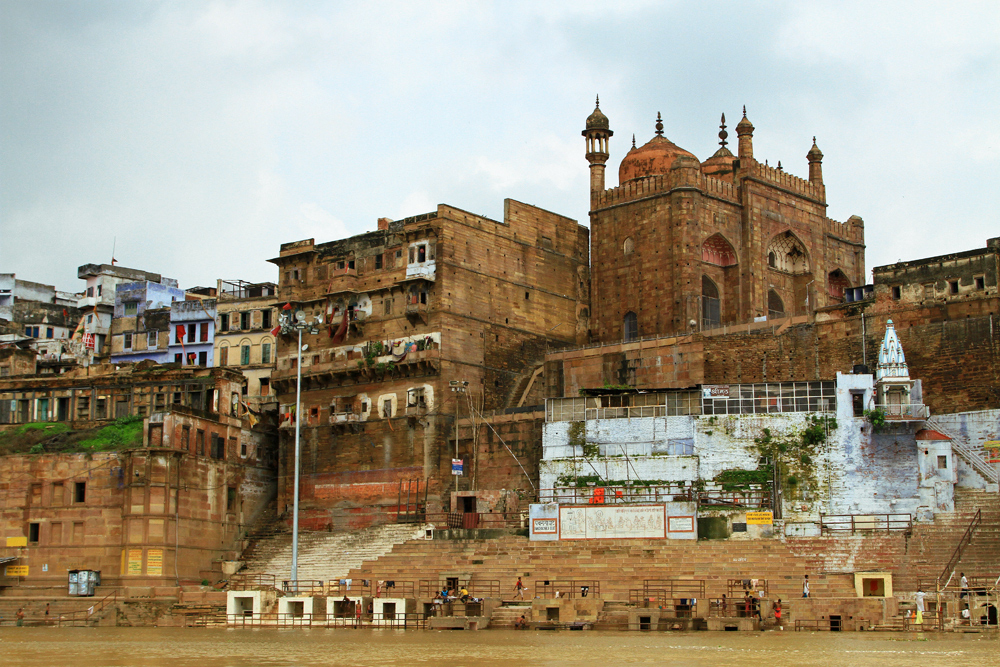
top-left (924, 418), bottom-right (998, 484)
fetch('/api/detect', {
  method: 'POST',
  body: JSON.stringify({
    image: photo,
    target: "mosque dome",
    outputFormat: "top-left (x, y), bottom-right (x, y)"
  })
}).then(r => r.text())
top-left (585, 100), bottom-right (610, 131)
top-left (619, 113), bottom-right (697, 184)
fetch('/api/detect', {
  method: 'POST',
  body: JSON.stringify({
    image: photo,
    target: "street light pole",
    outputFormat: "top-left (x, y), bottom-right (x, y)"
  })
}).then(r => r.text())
top-left (279, 307), bottom-right (321, 587)
top-left (291, 326), bottom-right (302, 583)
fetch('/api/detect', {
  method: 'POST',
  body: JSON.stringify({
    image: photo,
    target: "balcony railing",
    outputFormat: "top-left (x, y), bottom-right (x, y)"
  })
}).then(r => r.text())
top-left (819, 513), bottom-right (912, 533)
top-left (875, 403), bottom-right (930, 420)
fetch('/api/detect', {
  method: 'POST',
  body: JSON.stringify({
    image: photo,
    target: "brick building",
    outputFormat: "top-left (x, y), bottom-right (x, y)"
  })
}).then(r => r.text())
top-left (267, 200), bottom-right (590, 526)
top-left (213, 280), bottom-right (279, 415)
top-left (583, 102), bottom-right (865, 342)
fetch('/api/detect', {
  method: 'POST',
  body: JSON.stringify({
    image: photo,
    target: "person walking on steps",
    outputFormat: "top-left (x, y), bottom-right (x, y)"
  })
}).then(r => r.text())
top-left (802, 575), bottom-right (810, 598)
top-left (514, 576), bottom-right (525, 600)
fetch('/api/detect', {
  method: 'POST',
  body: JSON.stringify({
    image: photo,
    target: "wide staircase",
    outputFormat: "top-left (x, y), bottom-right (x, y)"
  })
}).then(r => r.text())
top-left (240, 523), bottom-right (430, 583)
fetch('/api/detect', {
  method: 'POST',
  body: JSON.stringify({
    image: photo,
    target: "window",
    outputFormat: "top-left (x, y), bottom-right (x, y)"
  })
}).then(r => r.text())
top-left (261, 343), bottom-right (271, 364)
top-left (46, 327), bottom-right (54, 339)
top-left (198, 351), bottom-right (207, 366)
top-left (262, 309), bottom-right (272, 329)
top-left (219, 346), bottom-right (229, 365)
top-left (975, 275), bottom-right (985, 290)
top-left (52, 482), bottom-right (65, 506)
top-left (241, 312), bottom-right (250, 330)
top-left (124, 301), bottom-right (138, 316)
top-left (937, 455), bottom-right (948, 469)
top-left (175, 326), bottom-right (183, 344)
top-left (241, 345), bottom-right (250, 365)
top-left (187, 324), bottom-right (196, 343)
top-left (623, 311), bottom-right (638, 342)
top-left (29, 522), bottom-right (40, 543)
top-left (768, 290), bottom-right (785, 319)
top-left (227, 486), bottom-right (236, 512)
top-left (260, 378), bottom-right (270, 396)
top-left (384, 298), bottom-right (393, 315)
top-left (375, 254), bottom-right (383, 270)
top-left (923, 283), bottom-right (935, 299)
top-left (196, 430), bottom-right (205, 456)
top-left (382, 399), bottom-right (392, 418)
top-left (124, 333), bottom-right (133, 350)
top-left (240, 440), bottom-right (248, 457)
top-left (219, 313), bottom-right (229, 332)
top-left (701, 276), bottom-right (721, 329)
top-left (949, 280), bottom-right (959, 295)
top-left (174, 353), bottom-right (182, 363)
top-left (891, 286), bottom-right (901, 300)
top-left (147, 331), bottom-right (158, 349)
top-left (182, 425), bottom-right (191, 451)
top-left (827, 270), bottom-right (851, 301)
top-left (97, 285), bottom-right (102, 297)
top-left (86, 286), bottom-right (94, 297)
top-left (74, 481), bottom-right (86, 503)
top-left (210, 433), bottom-right (224, 459)
top-left (200, 322), bottom-right (209, 341)
top-left (87, 314), bottom-right (93, 324)
top-left (407, 387), bottom-right (426, 407)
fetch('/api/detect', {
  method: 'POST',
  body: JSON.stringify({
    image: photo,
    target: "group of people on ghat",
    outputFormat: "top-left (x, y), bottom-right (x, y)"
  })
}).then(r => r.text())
top-left (433, 586), bottom-right (482, 605)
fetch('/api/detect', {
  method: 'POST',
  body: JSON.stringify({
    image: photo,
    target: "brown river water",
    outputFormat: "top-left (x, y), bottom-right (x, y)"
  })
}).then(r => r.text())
top-left (0, 627), bottom-right (996, 667)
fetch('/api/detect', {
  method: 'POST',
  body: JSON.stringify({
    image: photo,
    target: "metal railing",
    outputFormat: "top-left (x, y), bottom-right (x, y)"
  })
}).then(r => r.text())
top-left (709, 597), bottom-right (776, 618)
top-left (423, 512), bottom-right (523, 530)
top-left (280, 580), bottom-right (325, 595)
top-left (538, 485), bottom-right (693, 505)
top-left (938, 509), bottom-right (981, 587)
top-left (533, 580), bottom-right (600, 599)
top-left (52, 590), bottom-right (118, 627)
top-left (728, 579), bottom-right (769, 598)
top-left (819, 513), bottom-right (912, 533)
top-left (418, 579), bottom-right (500, 598)
top-left (217, 611), bottom-right (428, 628)
top-left (230, 573), bottom-right (276, 590)
top-left (698, 489), bottom-right (772, 509)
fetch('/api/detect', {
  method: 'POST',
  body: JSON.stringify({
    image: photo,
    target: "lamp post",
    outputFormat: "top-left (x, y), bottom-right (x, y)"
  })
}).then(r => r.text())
top-left (278, 306), bottom-right (322, 584)
top-left (449, 380), bottom-right (468, 499)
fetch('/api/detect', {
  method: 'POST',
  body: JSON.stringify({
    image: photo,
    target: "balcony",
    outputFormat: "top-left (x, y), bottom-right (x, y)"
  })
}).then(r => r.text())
top-left (405, 301), bottom-right (429, 324)
top-left (875, 403), bottom-right (930, 421)
top-left (271, 347), bottom-right (441, 393)
top-left (330, 412), bottom-right (361, 425)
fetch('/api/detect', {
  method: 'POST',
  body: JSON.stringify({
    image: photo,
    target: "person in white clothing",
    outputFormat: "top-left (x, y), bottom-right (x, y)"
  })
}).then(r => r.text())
top-left (960, 572), bottom-right (969, 599)
top-left (914, 589), bottom-right (927, 624)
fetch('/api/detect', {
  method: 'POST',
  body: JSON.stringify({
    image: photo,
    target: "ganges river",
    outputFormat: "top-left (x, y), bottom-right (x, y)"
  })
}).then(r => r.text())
top-left (1, 628), bottom-right (996, 667)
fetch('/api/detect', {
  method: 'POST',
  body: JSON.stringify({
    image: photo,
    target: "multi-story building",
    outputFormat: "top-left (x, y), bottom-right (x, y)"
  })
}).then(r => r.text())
top-left (108, 280), bottom-right (185, 364)
top-left (267, 199), bottom-right (590, 526)
top-left (582, 103), bottom-right (865, 342)
top-left (214, 280), bottom-right (279, 414)
top-left (0, 273), bottom-right (82, 371)
top-left (77, 264), bottom-right (176, 357)
top-left (168, 297), bottom-right (217, 368)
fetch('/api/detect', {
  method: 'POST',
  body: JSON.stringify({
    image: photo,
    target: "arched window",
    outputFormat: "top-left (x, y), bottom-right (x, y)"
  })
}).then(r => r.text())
top-left (766, 232), bottom-right (809, 274)
top-left (768, 290), bottom-right (785, 319)
top-left (623, 237), bottom-right (635, 255)
top-left (701, 234), bottom-right (737, 267)
top-left (702, 276), bottom-right (721, 329)
top-left (827, 270), bottom-right (851, 300)
top-left (623, 311), bottom-right (638, 342)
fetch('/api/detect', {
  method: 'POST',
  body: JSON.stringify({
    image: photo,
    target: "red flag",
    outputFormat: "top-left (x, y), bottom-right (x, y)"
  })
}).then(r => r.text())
top-left (176, 324), bottom-right (186, 342)
top-left (282, 303), bottom-right (292, 310)
top-left (270, 325), bottom-right (281, 337)
top-left (330, 310), bottom-right (349, 344)
top-left (62, 308), bottom-right (68, 318)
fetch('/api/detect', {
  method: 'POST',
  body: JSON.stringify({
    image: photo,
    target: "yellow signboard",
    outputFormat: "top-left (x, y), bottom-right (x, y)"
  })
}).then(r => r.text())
top-left (746, 511), bottom-right (774, 525)
top-left (6, 536), bottom-right (28, 547)
top-left (127, 548), bottom-right (143, 575)
top-left (5, 565), bottom-right (29, 576)
top-left (146, 549), bottom-right (163, 576)
top-left (985, 441), bottom-right (1000, 464)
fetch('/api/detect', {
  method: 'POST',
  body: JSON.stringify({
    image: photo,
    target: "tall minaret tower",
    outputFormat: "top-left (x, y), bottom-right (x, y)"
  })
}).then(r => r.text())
top-left (736, 105), bottom-right (754, 161)
top-left (807, 136), bottom-right (824, 184)
top-left (583, 96), bottom-right (613, 206)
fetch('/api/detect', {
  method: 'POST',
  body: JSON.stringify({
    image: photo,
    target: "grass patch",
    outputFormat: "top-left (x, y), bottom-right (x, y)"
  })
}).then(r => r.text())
top-left (0, 416), bottom-right (143, 455)
top-left (75, 416), bottom-right (144, 452)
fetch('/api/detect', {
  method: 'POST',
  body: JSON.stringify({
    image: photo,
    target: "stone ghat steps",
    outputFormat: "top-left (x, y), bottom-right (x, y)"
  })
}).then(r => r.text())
top-left (488, 606), bottom-right (531, 628)
top-left (0, 597), bottom-right (107, 623)
top-left (345, 536), bottom-right (859, 601)
top-left (240, 523), bottom-right (428, 583)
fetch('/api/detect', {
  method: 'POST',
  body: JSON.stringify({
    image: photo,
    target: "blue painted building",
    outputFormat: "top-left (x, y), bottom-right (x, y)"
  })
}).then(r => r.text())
top-left (109, 280), bottom-right (185, 364)
top-left (169, 298), bottom-right (217, 367)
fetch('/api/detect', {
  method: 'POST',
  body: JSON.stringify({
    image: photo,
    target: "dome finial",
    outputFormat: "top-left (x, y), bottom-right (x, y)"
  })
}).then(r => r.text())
top-left (655, 112), bottom-right (664, 136)
top-left (742, 105), bottom-right (747, 117)
top-left (632, 134), bottom-right (636, 149)
top-left (596, 94), bottom-right (600, 108)
top-left (718, 113), bottom-right (728, 149)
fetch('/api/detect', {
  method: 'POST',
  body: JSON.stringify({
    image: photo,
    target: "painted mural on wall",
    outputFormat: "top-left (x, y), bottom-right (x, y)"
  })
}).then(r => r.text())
top-left (559, 504), bottom-right (666, 539)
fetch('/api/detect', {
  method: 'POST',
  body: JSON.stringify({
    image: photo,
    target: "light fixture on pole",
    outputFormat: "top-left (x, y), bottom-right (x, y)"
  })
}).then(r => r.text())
top-left (277, 305), bottom-right (322, 585)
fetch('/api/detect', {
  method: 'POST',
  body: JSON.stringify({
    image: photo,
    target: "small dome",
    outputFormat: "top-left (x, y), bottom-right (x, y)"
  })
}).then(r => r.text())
top-left (619, 135), bottom-right (697, 183)
top-left (585, 98), bottom-right (610, 131)
top-left (736, 107), bottom-right (754, 134)
top-left (807, 137), bottom-right (823, 161)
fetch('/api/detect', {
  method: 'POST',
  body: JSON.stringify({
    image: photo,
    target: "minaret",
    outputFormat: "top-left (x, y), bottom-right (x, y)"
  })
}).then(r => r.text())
top-left (736, 105), bottom-right (754, 161)
top-left (807, 136), bottom-right (824, 184)
top-left (583, 96), bottom-right (613, 204)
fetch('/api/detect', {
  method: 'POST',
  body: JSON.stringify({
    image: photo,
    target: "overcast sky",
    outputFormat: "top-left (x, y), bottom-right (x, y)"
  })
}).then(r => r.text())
top-left (2, 1), bottom-right (997, 293)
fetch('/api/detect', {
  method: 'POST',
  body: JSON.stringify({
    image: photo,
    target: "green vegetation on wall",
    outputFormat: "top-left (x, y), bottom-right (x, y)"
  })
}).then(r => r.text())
top-left (0, 416), bottom-right (144, 456)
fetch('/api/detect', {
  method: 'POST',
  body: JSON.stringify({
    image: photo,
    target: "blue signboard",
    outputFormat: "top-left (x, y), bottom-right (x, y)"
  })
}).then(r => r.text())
top-left (451, 458), bottom-right (463, 476)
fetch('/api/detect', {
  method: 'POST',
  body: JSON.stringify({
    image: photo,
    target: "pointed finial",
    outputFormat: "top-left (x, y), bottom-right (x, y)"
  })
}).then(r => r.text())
top-left (812, 135), bottom-right (816, 145)
top-left (718, 113), bottom-right (728, 148)
top-left (632, 134), bottom-right (636, 149)
top-left (595, 94), bottom-right (600, 108)
top-left (655, 112), bottom-right (664, 136)
top-left (742, 105), bottom-right (747, 117)
top-left (777, 161), bottom-right (783, 171)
